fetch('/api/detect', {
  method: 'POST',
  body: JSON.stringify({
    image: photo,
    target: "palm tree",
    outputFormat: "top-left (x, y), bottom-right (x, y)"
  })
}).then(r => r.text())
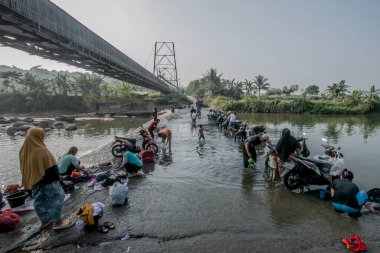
top-left (326, 80), bottom-right (350, 99)
top-left (243, 79), bottom-right (254, 97)
top-left (364, 85), bottom-right (380, 111)
top-left (203, 68), bottom-right (223, 96)
top-left (253, 75), bottom-right (270, 96)
top-left (0, 71), bottom-right (22, 93)
top-left (19, 72), bottom-right (49, 111)
top-left (53, 72), bottom-right (70, 96)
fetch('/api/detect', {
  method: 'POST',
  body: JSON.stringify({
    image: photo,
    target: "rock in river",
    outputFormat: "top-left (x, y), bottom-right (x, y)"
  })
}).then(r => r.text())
top-left (65, 124), bottom-right (78, 131)
top-left (54, 122), bottom-right (65, 129)
top-left (6, 127), bottom-right (17, 135)
top-left (55, 115), bottom-right (75, 123)
top-left (38, 120), bottom-right (51, 128)
top-left (17, 125), bottom-right (34, 132)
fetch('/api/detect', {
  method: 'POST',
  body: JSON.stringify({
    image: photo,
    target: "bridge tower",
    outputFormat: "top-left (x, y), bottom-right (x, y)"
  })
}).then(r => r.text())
top-left (153, 42), bottom-right (179, 89)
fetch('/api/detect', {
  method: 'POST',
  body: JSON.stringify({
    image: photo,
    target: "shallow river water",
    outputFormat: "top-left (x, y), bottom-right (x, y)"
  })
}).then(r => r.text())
top-left (1, 110), bottom-right (380, 252)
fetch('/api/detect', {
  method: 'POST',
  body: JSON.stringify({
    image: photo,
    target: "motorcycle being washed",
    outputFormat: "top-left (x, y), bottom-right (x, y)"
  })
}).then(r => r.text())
top-left (111, 136), bottom-right (140, 158)
top-left (282, 138), bottom-right (345, 191)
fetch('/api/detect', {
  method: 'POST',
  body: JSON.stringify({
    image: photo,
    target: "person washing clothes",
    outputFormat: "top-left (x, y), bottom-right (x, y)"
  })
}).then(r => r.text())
top-left (117, 148), bottom-right (143, 177)
top-left (158, 127), bottom-right (172, 152)
top-left (58, 146), bottom-right (85, 176)
top-left (147, 119), bottom-right (160, 139)
top-left (331, 169), bottom-right (378, 217)
top-left (243, 134), bottom-right (269, 169)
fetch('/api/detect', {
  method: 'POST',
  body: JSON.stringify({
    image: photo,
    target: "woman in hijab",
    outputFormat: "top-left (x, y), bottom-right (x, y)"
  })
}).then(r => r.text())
top-left (19, 128), bottom-right (74, 230)
top-left (276, 128), bottom-right (301, 177)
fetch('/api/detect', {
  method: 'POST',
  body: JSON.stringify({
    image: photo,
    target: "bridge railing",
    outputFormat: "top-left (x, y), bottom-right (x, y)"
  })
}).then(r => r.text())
top-left (0, 0), bottom-right (173, 91)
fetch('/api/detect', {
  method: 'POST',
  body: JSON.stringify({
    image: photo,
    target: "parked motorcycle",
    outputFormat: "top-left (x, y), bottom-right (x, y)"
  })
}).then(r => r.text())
top-left (282, 138), bottom-right (344, 190)
top-left (111, 136), bottom-right (140, 158)
top-left (191, 113), bottom-right (197, 124)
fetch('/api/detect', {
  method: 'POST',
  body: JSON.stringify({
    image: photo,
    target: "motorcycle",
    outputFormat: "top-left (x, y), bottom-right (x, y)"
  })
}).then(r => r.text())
top-left (197, 108), bottom-right (201, 118)
top-left (216, 114), bottom-right (226, 127)
top-left (234, 122), bottom-right (248, 142)
top-left (139, 128), bottom-right (159, 154)
top-left (282, 138), bottom-right (344, 191)
top-left (207, 110), bottom-right (218, 121)
top-left (111, 136), bottom-right (140, 158)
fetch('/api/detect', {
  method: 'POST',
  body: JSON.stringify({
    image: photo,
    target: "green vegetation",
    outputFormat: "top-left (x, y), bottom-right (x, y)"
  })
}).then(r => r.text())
top-left (0, 66), bottom-right (187, 113)
top-left (185, 68), bottom-right (379, 114)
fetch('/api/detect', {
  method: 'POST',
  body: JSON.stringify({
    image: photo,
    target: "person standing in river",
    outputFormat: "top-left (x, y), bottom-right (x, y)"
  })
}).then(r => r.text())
top-left (276, 128), bottom-right (301, 178)
top-left (153, 107), bottom-right (159, 121)
top-left (158, 127), bottom-right (172, 152)
top-left (19, 128), bottom-right (74, 230)
top-left (198, 124), bottom-right (205, 142)
top-left (243, 134), bottom-right (269, 169)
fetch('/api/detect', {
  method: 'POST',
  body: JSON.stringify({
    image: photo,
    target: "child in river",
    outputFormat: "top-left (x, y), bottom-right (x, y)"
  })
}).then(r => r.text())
top-left (268, 148), bottom-right (278, 183)
top-left (198, 125), bottom-right (205, 142)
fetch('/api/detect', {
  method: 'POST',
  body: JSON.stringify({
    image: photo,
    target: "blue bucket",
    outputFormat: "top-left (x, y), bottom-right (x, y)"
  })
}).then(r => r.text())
top-left (320, 189), bottom-right (328, 200)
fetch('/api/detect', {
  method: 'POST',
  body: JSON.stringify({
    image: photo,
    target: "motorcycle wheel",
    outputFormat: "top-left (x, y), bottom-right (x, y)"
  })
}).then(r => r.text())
top-left (146, 143), bottom-right (159, 154)
top-left (283, 170), bottom-right (301, 190)
top-left (111, 144), bottom-right (123, 158)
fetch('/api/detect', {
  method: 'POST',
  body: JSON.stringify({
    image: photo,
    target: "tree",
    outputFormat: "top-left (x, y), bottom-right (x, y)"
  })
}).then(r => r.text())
top-left (266, 88), bottom-right (282, 96)
top-left (0, 71), bottom-right (22, 93)
top-left (282, 84), bottom-right (299, 95)
top-left (19, 72), bottom-right (49, 111)
top-left (203, 68), bottom-right (224, 96)
top-left (350, 90), bottom-right (364, 104)
top-left (303, 85), bottom-right (320, 97)
top-left (243, 79), bottom-right (254, 97)
top-left (364, 85), bottom-right (380, 111)
top-left (53, 72), bottom-right (70, 96)
top-left (73, 73), bottom-right (104, 97)
top-left (326, 80), bottom-right (350, 99)
top-left (253, 75), bottom-right (270, 96)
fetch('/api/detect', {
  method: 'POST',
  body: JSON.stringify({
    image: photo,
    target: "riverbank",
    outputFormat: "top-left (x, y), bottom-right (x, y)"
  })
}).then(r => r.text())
top-left (207, 96), bottom-right (379, 114)
top-left (0, 109), bottom-right (174, 253)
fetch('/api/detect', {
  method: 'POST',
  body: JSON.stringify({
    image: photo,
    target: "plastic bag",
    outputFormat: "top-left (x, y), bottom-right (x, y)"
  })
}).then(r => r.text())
top-left (109, 183), bottom-right (128, 206)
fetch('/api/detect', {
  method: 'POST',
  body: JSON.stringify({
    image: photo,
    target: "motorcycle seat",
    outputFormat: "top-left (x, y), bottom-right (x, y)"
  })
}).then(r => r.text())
top-left (116, 136), bottom-right (137, 145)
top-left (295, 155), bottom-right (331, 173)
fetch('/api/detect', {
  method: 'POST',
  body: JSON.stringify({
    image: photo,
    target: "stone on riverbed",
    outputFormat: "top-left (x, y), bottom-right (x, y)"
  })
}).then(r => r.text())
top-left (54, 122), bottom-right (65, 129)
top-left (13, 121), bottom-right (27, 127)
top-left (17, 125), bottom-right (34, 132)
top-left (38, 120), bottom-right (51, 128)
top-left (44, 127), bottom-right (53, 132)
top-left (65, 124), bottom-right (78, 131)
top-left (14, 131), bottom-right (26, 136)
top-left (55, 115), bottom-right (75, 122)
top-left (6, 127), bottom-right (17, 135)
top-left (23, 117), bottom-right (34, 123)
top-left (0, 117), bottom-right (9, 124)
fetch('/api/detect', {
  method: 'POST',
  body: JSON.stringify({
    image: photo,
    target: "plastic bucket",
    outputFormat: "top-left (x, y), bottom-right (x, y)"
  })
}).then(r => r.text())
top-left (6, 191), bottom-right (28, 208)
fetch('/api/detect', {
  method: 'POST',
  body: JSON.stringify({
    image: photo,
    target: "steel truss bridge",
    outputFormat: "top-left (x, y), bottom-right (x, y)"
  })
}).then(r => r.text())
top-left (0, 0), bottom-right (176, 93)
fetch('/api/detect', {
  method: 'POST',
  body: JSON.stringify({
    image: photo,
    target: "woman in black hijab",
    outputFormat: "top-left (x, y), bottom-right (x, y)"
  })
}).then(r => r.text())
top-left (276, 128), bottom-right (301, 177)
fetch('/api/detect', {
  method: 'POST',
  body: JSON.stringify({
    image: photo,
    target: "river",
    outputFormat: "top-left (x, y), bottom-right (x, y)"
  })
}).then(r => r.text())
top-left (1, 110), bottom-right (380, 252)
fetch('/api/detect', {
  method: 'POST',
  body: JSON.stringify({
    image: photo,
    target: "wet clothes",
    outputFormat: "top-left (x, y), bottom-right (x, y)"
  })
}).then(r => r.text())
top-left (332, 179), bottom-right (360, 213)
top-left (243, 135), bottom-right (261, 168)
top-left (58, 154), bottom-right (80, 175)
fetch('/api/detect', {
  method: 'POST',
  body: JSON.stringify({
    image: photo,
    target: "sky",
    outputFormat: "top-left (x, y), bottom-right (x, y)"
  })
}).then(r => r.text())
top-left (0, 0), bottom-right (379, 91)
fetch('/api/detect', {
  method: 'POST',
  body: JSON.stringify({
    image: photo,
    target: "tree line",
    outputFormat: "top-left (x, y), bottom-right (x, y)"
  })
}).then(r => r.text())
top-left (185, 68), bottom-right (380, 113)
top-left (0, 70), bottom-right (146, 112)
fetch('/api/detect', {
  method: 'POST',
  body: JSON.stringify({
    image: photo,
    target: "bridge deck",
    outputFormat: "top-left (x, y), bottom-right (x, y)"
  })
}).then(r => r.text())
top-left (0, 0), bottom-right (174, 93)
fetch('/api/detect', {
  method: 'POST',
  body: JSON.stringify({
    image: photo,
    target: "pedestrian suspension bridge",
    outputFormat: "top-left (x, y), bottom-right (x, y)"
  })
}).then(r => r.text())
top-left (0, 0), bottom-right (177, 93)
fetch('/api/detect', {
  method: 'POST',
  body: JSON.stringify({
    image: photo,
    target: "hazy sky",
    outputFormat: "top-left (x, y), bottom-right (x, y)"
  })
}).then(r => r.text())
top-left (1, 0), bottom-right (379, 91)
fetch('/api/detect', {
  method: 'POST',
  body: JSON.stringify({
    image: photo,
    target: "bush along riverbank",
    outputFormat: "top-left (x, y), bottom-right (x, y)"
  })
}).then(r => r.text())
top-left (208, 96), bottom-right (378, 114)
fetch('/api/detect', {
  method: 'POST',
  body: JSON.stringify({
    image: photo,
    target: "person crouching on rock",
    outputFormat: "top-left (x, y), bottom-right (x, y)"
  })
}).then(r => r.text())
top-left (147, 119), bottom-right (160, 139)
top-left (58, 146), bottom-right (85, 176)
top-left (118, 148), bottom-right (143, 177)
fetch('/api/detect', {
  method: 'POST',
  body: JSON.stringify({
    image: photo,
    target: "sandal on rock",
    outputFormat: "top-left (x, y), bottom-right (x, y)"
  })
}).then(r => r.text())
top-left (104, 221), bottom-right (115, 230)
top-left (98, 225), bottom-right (109, 233)
top-left (53, 218), bottom-right (75, 230)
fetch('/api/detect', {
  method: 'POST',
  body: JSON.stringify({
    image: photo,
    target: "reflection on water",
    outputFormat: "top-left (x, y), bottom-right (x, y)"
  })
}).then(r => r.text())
top-left (0, 117), bottom-right (148, 185)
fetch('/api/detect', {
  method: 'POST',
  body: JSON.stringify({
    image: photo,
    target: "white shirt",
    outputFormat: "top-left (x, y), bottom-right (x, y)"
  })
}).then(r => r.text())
top-left (229, 113), bottom-right (236, 123)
